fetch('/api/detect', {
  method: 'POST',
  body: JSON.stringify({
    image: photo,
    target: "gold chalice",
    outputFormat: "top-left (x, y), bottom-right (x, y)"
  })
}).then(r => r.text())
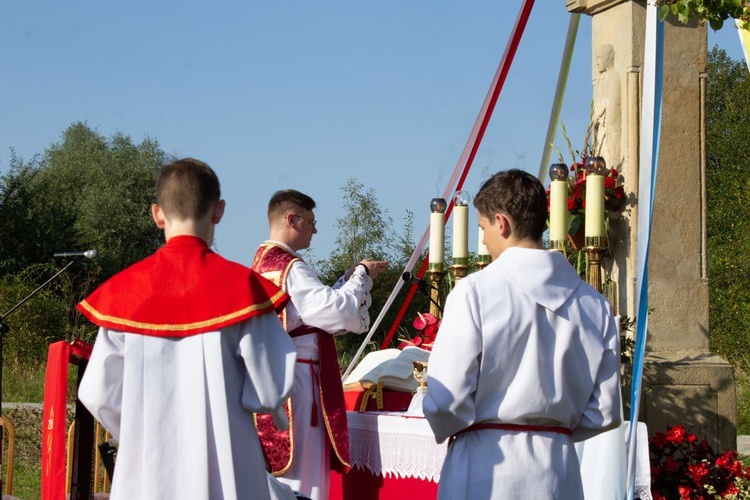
top-left (412, 361), bottom-right (428, 395)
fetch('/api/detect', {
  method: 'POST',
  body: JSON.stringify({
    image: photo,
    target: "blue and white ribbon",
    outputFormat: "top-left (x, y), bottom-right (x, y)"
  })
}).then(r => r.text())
top-left (626, 3), bottom-right (664, 499)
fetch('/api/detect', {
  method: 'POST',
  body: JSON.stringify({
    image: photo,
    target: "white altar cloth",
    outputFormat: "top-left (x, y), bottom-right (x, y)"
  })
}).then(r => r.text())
top-left (346, 411), bottom-right (651, 498)
top-left (347, 411), bottom-right (447, 482)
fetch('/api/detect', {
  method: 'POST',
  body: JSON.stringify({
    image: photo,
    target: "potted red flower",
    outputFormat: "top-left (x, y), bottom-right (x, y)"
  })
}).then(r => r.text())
top-left (649, 424), bottom-right (750, 499)
top-left (398, 312), bottom-right (440, 351)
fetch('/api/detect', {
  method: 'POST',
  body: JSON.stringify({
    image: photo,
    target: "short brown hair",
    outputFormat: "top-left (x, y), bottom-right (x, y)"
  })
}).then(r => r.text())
top-left (267, 189), bottom-right (316, 223)
top-left (473, 169), bottom-right (547, 241)
top-left (155, 158), bottom-right (220, 220)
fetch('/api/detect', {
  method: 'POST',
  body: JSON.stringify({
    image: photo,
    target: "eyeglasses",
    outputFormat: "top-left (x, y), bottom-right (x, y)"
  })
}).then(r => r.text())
top-left (292, 214), bottom-right (317, 229)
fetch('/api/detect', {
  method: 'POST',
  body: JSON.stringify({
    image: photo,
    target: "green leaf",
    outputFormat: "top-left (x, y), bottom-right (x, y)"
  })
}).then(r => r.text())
top-left (658, 4), bottom-right (672, 20)
top-left (709, 17), bottom-right (725, 30)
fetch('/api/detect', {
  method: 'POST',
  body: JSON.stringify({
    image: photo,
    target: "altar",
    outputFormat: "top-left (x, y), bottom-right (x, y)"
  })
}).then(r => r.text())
top-left (330, 411), bottom-right (651, 500)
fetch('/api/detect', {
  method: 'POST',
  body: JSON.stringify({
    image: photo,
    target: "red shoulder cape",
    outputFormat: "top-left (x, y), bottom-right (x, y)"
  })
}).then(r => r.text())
top-left (77, 235), bottom-right (289, 336)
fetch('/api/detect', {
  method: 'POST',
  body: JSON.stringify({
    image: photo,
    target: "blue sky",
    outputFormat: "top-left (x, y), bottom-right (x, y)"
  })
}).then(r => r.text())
top-left (1, 1), bottom-right (745, 267)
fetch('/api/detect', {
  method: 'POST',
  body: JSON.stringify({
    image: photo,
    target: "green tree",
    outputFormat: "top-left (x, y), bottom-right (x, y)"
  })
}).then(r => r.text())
top-left (312, 179), bottom-right (430, 366)
top-left (0, 122), bottom-right (169, 367)
top-left (38, 122), bottom-right (168, 286)
top-left (0, 150), bottom-right (45, 277)
top-left (322, 178), bottom-right (396, 273)
top-left (705, 47), bottom-right (750, 431)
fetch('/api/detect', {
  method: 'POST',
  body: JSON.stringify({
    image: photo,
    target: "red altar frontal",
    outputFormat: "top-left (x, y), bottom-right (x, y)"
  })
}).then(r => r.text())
top-left (329, 411), bottom-right (443, 500)
top-left (330, 389), bottom-right (441, 499)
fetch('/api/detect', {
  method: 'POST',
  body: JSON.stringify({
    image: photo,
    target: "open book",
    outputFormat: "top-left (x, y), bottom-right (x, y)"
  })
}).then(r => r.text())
top-left (342, 346), bottom-right (430, 393)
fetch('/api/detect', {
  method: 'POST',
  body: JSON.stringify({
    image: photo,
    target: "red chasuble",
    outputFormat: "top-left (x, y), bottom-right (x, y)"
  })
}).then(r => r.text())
top-left (77, 235), bottom-right (289, 336)
top-left (252, 243), bottom-right (350, 474)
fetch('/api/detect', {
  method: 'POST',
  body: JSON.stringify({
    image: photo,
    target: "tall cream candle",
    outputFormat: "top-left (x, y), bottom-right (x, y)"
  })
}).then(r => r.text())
top-left (548, 163), bottom-right (570, 247)
top-left (585, 173), bottom-right (605, 238)
top-left (429, 198), bottom-right (447, 267)
top-left (549, 179), bottom-right (568, 242)
top-left (477, 227), bottom-right (489, 256)
top-left (452, 196), bottom-right (469, 260)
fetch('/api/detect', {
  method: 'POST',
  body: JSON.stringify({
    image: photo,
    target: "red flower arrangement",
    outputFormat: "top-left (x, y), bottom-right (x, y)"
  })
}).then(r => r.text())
top-left (649, 424), bottom-right (750, 499)
top-left (398, 312), bottom-right (440, 351)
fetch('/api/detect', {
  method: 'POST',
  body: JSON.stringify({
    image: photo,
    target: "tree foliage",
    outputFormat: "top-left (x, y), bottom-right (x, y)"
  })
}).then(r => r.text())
top-left (705, 47), bottom-right (750, 429)
top-left (312, 179), bottom-right (430, 367)
top-left (656, 0), bottom-right (750, 30)
top-left (0, 122), bottom-right (169, 364)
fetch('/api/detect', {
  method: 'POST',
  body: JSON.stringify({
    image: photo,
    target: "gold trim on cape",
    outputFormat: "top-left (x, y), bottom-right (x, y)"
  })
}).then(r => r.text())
top-left (78, 289), bottom-right (287, 332)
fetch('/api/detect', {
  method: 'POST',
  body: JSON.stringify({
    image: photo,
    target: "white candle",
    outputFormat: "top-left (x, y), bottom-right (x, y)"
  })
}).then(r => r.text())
top-left (429, 211), bottom-right (445, 265)
top-left (549, 179), bottom-right (568, 242)
top-left (477, 227), bottom-right (489, 256)
top-left (585, 173), bottom-right (605, 238)
top-left (452, 204), bottom-right (469, 259)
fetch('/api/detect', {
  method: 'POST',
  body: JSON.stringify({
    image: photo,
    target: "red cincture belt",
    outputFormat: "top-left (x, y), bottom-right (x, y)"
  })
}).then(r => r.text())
top-left (449, 422), bottom-right (572, 446)
top-left (297, 358), bottom-right (320, 427)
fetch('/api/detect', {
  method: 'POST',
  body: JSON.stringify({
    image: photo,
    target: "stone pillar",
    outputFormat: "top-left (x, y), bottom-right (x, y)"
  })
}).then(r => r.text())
top-left (565, 0), bottom-right (736, 451)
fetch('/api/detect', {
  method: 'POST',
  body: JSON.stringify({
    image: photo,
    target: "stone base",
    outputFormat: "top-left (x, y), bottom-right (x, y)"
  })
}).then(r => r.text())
top-left (623, 352), bottom-right (737, 451)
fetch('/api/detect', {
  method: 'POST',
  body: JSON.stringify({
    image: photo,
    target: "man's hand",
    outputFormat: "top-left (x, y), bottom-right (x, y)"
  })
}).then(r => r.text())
top-left (345, 259), bottom-right (389, 280)
top-left (360, 259), bottom-right (388, 279)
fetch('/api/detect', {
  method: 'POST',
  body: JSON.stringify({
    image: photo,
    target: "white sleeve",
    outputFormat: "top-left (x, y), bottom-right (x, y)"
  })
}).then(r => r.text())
top-left (238, 313), bottom-right (297, 429)
top-left (287, 260), bottom-right (372, 334)
top-left (572, 310), bottom-right (623, 442)
top-left (423, 281), bottom-right (482, 444)
top-left (78, 328), bottom-right (125, 440)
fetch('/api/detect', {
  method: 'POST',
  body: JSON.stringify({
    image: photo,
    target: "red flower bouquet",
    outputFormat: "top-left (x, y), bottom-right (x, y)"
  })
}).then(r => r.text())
top-left (650, 424), bottom-right (750, 499)
top-left (398, 312), bottom-right (440, 351)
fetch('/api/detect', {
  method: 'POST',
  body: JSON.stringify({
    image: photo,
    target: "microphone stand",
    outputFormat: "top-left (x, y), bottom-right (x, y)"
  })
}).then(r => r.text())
top-left (409, 280), bottom-right (444, 315)
top-left (424, 291), bottom-right (443, 315)
top-left (0, 260), bottom-right (75, 406)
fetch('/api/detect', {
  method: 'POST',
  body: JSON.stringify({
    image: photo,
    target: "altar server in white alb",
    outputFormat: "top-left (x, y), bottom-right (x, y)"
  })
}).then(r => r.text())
top-left (424, 169), bottom-right (622, 500)
top-left (76, 158), bottom-right (299, 500)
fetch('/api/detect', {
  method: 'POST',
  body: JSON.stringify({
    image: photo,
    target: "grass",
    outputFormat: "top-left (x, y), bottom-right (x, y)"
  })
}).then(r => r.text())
top-left (9, 462), bottom-right (42, 500)
top-left (2, 360), bottom-right (47, 403)
top-left (3, 360), bottom-right (80, 404)
top-left (2, 361), bottom-right (82, 499)
top-left (3, 402), bottom-right (46, 500)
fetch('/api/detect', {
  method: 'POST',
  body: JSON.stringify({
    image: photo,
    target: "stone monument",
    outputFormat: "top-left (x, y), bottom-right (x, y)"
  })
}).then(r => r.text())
top-left (565, 0), bottom-right (736, 450)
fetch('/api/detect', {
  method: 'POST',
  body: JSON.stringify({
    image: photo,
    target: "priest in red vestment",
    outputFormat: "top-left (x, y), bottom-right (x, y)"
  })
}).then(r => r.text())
top-left (253, 189), bottom-right (388, 500)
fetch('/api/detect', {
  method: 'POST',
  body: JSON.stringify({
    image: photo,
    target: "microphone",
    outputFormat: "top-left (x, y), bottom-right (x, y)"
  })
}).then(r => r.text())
top-left (53, 250), bottom-right (99, 260)
top-left (402, 272), bottom-right (434, 293)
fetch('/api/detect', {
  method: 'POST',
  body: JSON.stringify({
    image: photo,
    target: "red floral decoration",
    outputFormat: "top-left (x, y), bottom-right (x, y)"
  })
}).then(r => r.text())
top-left (649, 424), bottom-right (750, 499)
top-left (398, 312), bottom-right (440, 351)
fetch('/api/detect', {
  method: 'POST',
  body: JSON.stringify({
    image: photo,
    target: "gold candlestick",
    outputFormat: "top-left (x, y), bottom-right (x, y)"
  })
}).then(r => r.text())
top-left (450, 257), bottom-right (469, 282)
top-left (426, 267), bottom-right (445, 318)
top-left (548, 239), bottom-right (567, 253)
top-left (476, 255), bottom-right (491, 271)
top-left (584, 236), bottom-right (607, 293)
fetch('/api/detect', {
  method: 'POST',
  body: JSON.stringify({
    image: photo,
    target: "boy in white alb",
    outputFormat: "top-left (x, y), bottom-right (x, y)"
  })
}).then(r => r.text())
top-left (424, 169), bottom-right (622, 500)
top-left (77, 158), bottom-right (298, 500)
